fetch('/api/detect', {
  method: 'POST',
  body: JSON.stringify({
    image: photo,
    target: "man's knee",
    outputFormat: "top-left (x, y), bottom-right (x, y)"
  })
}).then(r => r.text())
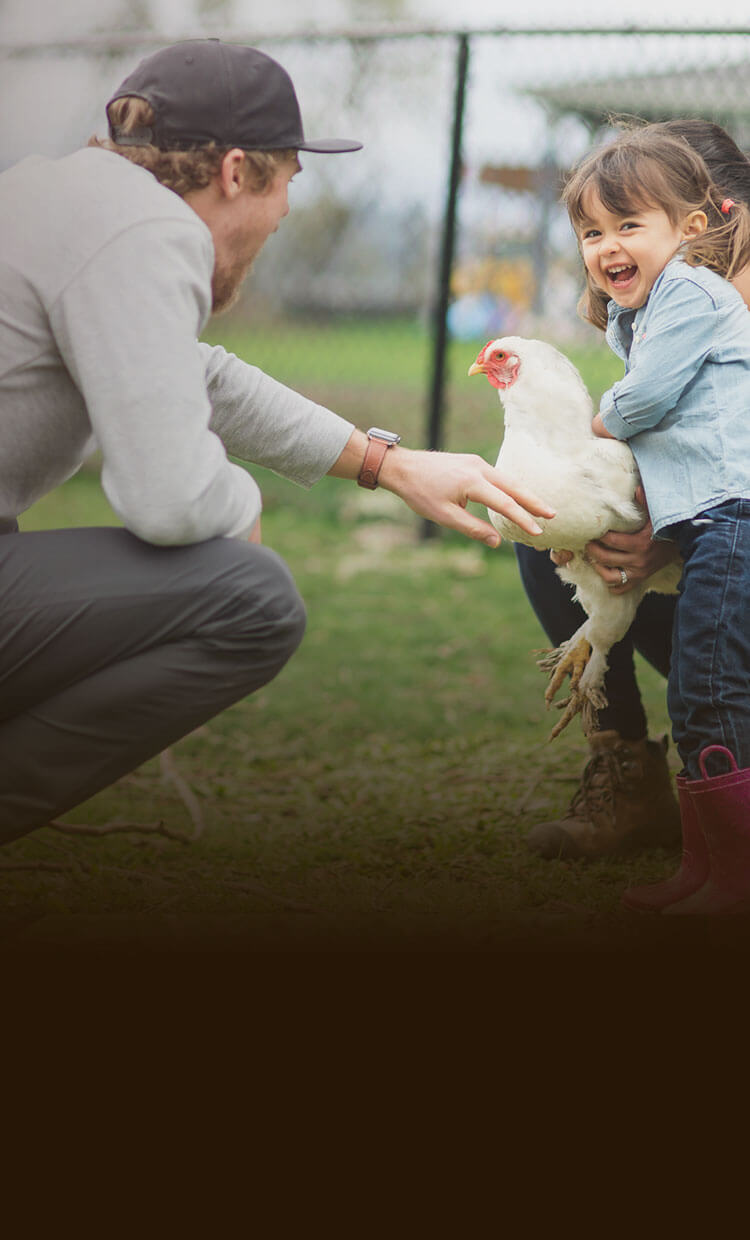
top-left (223, 543), bottom-right (306, 661)
top-left (265, 561), bottom-right (307, 661)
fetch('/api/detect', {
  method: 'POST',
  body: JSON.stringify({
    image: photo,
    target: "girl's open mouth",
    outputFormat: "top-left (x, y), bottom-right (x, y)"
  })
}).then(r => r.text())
top-left (607, 264), bottom-right (638, 289)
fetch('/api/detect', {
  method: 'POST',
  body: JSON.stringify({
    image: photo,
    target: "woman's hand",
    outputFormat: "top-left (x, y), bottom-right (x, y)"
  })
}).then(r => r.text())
top-left (551, 488), bottom-right (679, 593)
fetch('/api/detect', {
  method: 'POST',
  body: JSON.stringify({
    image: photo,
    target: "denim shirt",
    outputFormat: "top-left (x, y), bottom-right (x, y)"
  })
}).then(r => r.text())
top-left (600, 256), bottom-right (750, 535)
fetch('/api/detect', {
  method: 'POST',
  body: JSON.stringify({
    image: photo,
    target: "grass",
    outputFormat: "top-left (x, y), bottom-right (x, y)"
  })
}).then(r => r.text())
top-left (1, 319), bottom-right (707, 956)
top-left (203, 314), bottom-right (626, 461)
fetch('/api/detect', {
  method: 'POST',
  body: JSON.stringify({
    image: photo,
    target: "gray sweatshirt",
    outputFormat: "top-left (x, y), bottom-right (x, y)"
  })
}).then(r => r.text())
top-left (0, 147), bottom-right (354, 543)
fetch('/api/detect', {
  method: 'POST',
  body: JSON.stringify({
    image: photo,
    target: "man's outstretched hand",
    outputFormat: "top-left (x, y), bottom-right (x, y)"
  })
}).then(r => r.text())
top-left (379, 447), bottom-right (556, 547)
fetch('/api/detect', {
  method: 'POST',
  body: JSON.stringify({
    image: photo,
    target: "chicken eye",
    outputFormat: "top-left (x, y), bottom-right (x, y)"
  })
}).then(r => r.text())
top-left (495, 351), bottom-right (505, 360)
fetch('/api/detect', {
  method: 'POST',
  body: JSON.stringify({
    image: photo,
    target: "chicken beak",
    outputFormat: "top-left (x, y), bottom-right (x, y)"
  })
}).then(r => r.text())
top-left (467, 361), bottom-right (485, 377)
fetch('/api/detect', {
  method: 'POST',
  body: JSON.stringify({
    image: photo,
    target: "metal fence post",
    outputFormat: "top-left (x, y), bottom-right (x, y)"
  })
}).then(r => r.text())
top-left (421, 30), bottom-right (470, 541)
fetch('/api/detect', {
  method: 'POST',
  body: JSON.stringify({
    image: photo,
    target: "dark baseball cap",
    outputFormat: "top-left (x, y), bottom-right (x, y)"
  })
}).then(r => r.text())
top-left (107, 39), bottom-right (363, 154)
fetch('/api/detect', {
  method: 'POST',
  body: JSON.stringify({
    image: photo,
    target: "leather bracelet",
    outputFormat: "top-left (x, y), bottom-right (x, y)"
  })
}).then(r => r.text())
top-left (357, 436), bottom-right (392, 490)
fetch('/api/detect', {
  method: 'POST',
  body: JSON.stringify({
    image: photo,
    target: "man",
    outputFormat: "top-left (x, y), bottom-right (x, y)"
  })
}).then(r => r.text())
top-left (0, 39), bottom-right (553, 843)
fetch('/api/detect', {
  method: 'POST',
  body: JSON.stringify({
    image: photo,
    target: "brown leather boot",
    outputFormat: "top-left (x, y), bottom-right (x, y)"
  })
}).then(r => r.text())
top-left (526, 731), bottom-right (682, 860)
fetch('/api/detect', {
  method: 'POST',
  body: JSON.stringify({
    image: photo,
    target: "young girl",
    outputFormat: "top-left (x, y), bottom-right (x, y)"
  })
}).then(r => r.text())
top-left (563, 125), bottom-right (750, 915)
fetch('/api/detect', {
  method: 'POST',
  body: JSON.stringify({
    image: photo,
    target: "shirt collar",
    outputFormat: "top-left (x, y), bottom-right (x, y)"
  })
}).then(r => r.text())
top-left (606, 253), bottom-right (687, 322)
top-left (606, 253), bottom-right (688, 350)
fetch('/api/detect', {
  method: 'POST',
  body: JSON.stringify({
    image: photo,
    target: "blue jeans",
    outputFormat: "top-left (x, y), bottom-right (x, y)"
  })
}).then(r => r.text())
top-left (667, 500), bottom-right (750, 779)
top-left (515, 544), bottom-right (675, 741)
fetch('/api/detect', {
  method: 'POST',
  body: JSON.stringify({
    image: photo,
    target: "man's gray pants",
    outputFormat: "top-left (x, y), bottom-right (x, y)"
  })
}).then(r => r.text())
top-left (0, 526), bottom-right (306, 844)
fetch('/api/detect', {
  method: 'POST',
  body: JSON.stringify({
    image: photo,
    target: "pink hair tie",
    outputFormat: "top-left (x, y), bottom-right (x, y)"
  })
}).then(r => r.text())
top-left (721, 198), bottom-right (736, 214)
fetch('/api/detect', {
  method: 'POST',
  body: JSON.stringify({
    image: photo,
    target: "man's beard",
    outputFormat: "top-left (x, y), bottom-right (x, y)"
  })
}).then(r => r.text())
top-left (211, 254), bottom-right (256, 315)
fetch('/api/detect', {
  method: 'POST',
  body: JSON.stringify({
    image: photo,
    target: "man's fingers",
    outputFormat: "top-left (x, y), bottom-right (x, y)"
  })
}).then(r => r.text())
top-left (380, 451), bottom-right (555, 546)
top-left (489, 471), bottom-right (556, 519)
top-left (475, 480), bottom-right (555, 538)
top-left (451, 513), bottom-right (502, 546)
top-left (494, 498), bottom-right (545, 537)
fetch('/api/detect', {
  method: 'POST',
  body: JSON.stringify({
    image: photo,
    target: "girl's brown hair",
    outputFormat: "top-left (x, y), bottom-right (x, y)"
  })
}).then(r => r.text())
top-left (563, 125), bottom-right (750, 330)
top-left (89, 96), bottom-right (297, 198)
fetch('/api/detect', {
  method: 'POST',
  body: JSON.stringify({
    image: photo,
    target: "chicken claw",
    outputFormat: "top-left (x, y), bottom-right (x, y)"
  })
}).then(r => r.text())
top-left (539, 636), bottom-right (592, 706)
top-left (537, 636), bottom-right (600, 739)
top-left (548, 693), bottom-right (583, 740)
top-left (547, 680), bottom-right (607, 740)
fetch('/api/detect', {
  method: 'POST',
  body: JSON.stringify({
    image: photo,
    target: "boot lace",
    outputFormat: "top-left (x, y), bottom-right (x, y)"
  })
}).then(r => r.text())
top-left (568, 744), bottom-right (641, 825)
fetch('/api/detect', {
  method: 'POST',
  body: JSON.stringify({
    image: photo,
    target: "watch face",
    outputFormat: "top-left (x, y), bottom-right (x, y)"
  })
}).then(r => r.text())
top-left (367, 427), bottom-right (401, 444)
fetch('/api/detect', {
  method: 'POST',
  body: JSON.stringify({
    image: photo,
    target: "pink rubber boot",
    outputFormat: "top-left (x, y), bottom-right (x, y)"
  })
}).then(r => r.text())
top-left (621, 774), bottom-right (710, 912)
top-left (666, 746), bottom-right (750, 916)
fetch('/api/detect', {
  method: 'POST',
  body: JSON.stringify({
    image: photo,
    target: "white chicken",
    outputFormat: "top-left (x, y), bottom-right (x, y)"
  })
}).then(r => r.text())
top-left (469, 335), bottom-right (681, 738)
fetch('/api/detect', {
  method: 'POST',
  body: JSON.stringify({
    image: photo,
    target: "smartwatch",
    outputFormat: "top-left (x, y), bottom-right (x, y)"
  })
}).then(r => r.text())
top-left (357, 427), bottom-right (401, 490)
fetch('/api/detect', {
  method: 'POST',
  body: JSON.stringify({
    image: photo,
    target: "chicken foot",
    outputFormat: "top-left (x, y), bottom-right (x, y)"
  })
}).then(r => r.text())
top-left (538, 635), bottom-right (608, 739)
top-left (540, 635), bottom-right (592, 704)
top-left (547, 681), bottom-right (608, 740)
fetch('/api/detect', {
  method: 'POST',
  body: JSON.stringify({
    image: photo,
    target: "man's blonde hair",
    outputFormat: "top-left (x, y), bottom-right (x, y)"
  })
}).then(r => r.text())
top-left (89, 96), bottom-right (297, 197)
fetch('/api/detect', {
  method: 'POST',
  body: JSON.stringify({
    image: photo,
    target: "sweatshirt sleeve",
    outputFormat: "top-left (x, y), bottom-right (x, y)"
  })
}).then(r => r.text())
top-left (198, 342), bottom-right (355, 487)
top-left (49, 218), bottom-right (262, 544)
top-left (600, 276), bottom-right (716, 441)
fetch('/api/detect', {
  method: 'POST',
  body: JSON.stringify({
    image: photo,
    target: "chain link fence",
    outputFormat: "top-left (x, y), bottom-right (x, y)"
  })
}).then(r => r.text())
top-left (4, 23), bottom-right (750, 453)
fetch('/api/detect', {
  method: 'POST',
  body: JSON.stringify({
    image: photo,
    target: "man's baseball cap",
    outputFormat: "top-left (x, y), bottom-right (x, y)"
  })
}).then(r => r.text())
top-left (107, 39), bottom-right (363, 154)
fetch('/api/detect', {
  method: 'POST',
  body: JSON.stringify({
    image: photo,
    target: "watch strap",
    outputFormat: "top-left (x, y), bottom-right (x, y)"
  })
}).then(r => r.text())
top-left (357, 435), bottom-right (392, 490)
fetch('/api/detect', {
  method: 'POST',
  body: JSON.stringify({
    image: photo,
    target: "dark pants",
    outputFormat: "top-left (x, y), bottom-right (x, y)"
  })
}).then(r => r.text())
top-left (0, 526), bottom-right (306, 843)
top-left (668, 501), bottom-right (750, 779)
top-left (514, 543), bottom-right (676, 742)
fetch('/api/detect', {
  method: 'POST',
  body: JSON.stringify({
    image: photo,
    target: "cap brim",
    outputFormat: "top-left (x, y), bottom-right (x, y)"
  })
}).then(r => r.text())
top-left (297, 138), bottom-right (363, 153)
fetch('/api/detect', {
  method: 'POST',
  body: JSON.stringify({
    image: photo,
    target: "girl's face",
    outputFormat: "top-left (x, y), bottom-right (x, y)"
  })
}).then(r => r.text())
top-left (578, 187), bottom-right (706, 310)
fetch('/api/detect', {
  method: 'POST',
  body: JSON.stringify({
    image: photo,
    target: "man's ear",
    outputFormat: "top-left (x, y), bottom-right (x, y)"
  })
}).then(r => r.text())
top-left (217, 149), bottom-right (247, 199)
top-left (682, 209), bottom-right (708, 240)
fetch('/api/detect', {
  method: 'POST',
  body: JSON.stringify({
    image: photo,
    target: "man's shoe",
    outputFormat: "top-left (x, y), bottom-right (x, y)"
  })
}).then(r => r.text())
top-left (526, 730), bottom-right (681, 860)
